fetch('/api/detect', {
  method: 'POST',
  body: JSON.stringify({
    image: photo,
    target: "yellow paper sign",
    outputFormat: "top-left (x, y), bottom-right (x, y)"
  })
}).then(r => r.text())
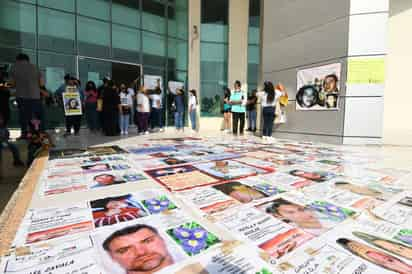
top-left (347, 57), bottom-right (385, 84)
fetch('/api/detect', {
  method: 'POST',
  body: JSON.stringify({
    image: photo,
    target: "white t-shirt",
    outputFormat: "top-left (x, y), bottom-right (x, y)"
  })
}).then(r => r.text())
top-left (259, 90), bottom-right (283, 107)
top-left (149, 94), bottom-right (162, 109)
top-left (189, 94), bottom-right (197, 111)
top-left (137, 93), bottom-right (150, 113)
top-left (127, 88), bottom-right (135, 97)
top-left (120, 92), bottom-right (133, 106)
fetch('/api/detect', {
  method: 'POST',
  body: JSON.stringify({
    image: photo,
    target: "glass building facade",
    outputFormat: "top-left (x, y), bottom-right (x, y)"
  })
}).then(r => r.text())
top-left (248, 0), bottom-right (261, 92)
top-left (0, 0), bottom-right (188, 128)
top-left (200, 0), bottom-right (228, 117)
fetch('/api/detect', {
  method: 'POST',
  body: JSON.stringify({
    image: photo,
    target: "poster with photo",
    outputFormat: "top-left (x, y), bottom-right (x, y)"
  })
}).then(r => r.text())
top-left (194, 160), bottom-right (268, 180)
top-left (280, 219), bottom-right (412, 274)
top-left (259, 172), bottom-right (312, 190)
top-left (211, 206), bottom-right (313, 259)
top-left (212, 181), bottom-right (269, 204)
top-left (62, 88), bottom-right (82, 116)
top-left (168, 81), bottom-right (184, 94)
top-left (14, 205), bottom-right (94, 246)
top-left (177, 187), bottom-right (241, 216)
top-left (145, 165), bottom-right (219, 191)
top-left (255, 196), bottom-right (355, 237)
top-left (296, 63), bottom-right (341, 110)
top-left (144, 74), bottom-right (163, 90)
top-left (1, 237), bottom-right (102, 273)
top-left (156, 243), bottom-right (275, 274)
top-left (40, 175), bottom-right (88, 196)
top-left (372, 191), bottom-right (412, 226)
top-left (91, 210), bottom-right (221, 274)
top-left (89, 171), bottom-right (147, 189)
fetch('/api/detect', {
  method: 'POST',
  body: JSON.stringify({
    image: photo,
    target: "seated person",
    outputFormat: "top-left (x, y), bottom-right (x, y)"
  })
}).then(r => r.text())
top-left (0, 114), bottom-right (24, 166)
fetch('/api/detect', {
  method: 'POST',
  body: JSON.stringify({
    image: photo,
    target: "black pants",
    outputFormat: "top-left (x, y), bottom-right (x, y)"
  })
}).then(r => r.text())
top-left (262, 106), bottom-right (275, 137)
top-left (232, 112), bottom-right (245, 135)
top-left (17, 98), bottom-right (44, 135)
top-left (65, 115), bottom-right (82, 134)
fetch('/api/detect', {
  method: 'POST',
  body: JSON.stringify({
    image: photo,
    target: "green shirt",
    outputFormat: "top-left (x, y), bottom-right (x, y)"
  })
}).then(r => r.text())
top-left (230, 91), bottom-right (246, 113)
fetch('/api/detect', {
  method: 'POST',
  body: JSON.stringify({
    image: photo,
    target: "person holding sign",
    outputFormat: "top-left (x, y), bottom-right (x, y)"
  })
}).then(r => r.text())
top-left (62, 77), bottom-right (83, 137)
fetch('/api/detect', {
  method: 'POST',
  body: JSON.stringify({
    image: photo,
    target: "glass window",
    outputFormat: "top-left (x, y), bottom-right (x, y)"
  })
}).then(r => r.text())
top-left (77, 16), bottom-right (110, 58)
top-left (112, 25), bottom-right (140, 62)
top-left (168, 0), bottom-right (188, 40)
top-left (142, 0), bottom-right (166, 34)
top-left (38, 0), bottom-right (75, 12)
top-left (248, 0), bottom-right (261, 88)
top-left (38, 8), bottom-right (75, 54)
top-left (77, 0), bottom-right (110, 21)
top-left (112, 0), bottom-right (140, 28)
top-left (142, 31), bottom-right (166, 67)
top-left (0, 1), bottom-right (36, 49)
top-left (38, 52), bottom-right (76, 93)
top-left (168, 38), bottom-right (187, 71)
top-left (200, 0), bottom-right (228, 116)
top-left (201, 0), bottom-right (228, 42)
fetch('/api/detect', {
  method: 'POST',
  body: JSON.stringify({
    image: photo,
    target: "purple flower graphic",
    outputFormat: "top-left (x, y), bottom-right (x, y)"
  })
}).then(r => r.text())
top-left (172, 226), bottom-right (209, 255)
top-left (144, 197), bottom-right (174, 214)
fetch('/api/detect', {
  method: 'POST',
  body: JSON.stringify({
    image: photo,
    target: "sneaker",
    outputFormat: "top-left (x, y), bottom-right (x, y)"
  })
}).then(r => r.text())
top-left (120, 131), bottom-right (124, 135)
top-left (125, 131), bottom-right (128, 135)
top-left (144, 131), bottom-right (149, 135)
top-left (159, 128), bottom-right (165, 132)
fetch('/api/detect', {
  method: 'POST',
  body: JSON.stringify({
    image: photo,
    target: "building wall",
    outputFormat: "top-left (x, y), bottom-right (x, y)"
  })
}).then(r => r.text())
top-left (262, 0), bottom-right (388, 145)
top-left (383, 0), bottom-right (412, 145)
top-left (262, 0), bottom-right (351, 144)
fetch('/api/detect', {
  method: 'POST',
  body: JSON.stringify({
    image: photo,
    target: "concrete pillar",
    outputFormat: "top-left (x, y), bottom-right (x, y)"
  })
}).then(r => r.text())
top-left (188, 0), bottom-right (201, 131)
top-left (228, 0), bottom-right (249, 88)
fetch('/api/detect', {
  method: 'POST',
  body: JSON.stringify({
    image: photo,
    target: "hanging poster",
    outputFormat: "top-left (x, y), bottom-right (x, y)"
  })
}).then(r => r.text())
top-left (296, 63), bottom-right (341, 110)
top-left (62, 86), bottom-right (82, 116)
top-left (144, 74), bottom-right (163, 90)
top-left (168, 81), bottom-right (184, 94)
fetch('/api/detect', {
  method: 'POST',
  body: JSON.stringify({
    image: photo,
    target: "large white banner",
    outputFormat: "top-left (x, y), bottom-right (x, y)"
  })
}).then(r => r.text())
top-left (296, 63), bottom-right (341, 111)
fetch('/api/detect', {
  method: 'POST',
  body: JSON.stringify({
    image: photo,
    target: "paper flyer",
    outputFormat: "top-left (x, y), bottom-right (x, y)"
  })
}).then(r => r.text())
top-left (210, 206), bottom-right (313, 259)
top-left (1, 237), bottom-right (102, 274)
top-left (157, 243), bottom-right (275, 274)
top-left (168, 81), bottom-right (184, 94)
top-left (372, 191), bottom-right (412, 226)
top-left (14, 205), bottom-right (94, 246)
top-left (91, 210), bottom-right (223, 274)
top-left (194, 160), bottom-right (269, 180)
top-left (62, 90), bottom-right (82, 116)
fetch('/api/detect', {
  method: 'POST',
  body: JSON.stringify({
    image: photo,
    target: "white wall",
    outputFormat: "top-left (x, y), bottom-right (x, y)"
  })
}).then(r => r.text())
top-left (383, 0), bottom-right (412, 145)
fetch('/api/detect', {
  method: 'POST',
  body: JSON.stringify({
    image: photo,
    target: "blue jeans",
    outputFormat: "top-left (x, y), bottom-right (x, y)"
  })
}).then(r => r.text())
top-left (247, 110), bottom-right (257, 131)
top-left (174, 112), bottom-right (184, 129)
top-left (85, 102), bottom-right (98, 131)
top-left (262, 106), bottom-right (275, 137)
top-left (0, 142), bottom-right (22, 163)
top-left (189, 110), bottom-right (196, 130)
top-left (119, 114), bottom-right (130, 132)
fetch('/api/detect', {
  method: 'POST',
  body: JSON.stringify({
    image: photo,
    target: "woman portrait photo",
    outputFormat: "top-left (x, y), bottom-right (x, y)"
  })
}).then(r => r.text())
top-left (326, 93), bottom-right (338, 109)
top-left (66, 98), bottom-right (80, 110)
top-left (213, 181), bottom-right (267, 203)
top-left (296, 85), bottom-right (318, 108)
top-left (337, 238), bottom-right (412, 274)
top-left (91, 194), bottom-right (148, 227)
top-left (353, 231), bottom-right (412, 260)
top-left (289, 169), bottom-right (335, 182)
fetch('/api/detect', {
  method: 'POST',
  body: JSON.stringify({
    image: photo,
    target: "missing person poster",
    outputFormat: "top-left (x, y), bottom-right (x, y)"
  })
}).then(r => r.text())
top-left (168, 81), bottom-right (184, 95)
top-left (296, 63), bottom-right (341, 111)
top-left (144, 75), bottom-right (163, 90)
top-left (62, 86), bottom-right (82, 116)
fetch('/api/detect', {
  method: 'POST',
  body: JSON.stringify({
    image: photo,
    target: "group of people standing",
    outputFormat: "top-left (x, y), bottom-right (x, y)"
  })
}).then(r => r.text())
top-left (55, 75), bottom-right (199, 137)
top-left (222, 80), bottom-right (285, 140)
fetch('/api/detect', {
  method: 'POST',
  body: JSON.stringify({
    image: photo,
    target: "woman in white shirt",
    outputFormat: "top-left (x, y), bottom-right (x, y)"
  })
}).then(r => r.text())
top-left (136, 86), bottom-right (151, 135)
top-left (119, 84), bottom-right (133, 135)
top-left (189, 89), bottom-right (198, 131)
top-left (258, 81), bottom-right (282, 140)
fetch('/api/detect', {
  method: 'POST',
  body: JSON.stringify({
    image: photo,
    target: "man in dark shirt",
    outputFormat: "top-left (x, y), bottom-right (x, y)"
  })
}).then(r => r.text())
top-left (9, 54), bottom-right (44, 139)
